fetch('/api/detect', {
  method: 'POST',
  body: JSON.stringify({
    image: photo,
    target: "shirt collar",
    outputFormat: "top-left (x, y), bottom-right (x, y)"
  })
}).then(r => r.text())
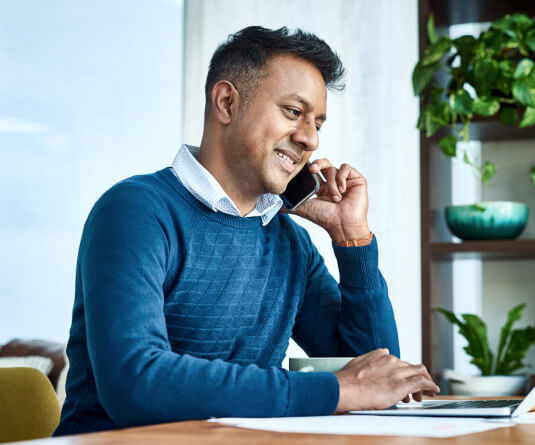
top-left (171, 144), bottom-right (282, 225)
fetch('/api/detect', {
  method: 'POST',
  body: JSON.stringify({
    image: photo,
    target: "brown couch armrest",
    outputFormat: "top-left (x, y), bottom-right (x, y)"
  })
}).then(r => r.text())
top-left (0, 339), bottom-right (66, 390)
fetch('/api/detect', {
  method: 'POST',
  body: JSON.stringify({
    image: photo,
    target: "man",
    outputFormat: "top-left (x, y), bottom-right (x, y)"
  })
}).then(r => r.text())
top-left (54, 26), bottom-right (439, 436)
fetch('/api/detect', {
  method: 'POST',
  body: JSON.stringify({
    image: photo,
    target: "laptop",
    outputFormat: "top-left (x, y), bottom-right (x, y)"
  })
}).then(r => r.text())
top-left (350, 385), bottom-right (535, 418)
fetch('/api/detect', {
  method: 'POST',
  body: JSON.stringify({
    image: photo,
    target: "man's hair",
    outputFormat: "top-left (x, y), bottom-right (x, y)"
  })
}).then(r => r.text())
top-left (204, 26), bottom-right (345, 117)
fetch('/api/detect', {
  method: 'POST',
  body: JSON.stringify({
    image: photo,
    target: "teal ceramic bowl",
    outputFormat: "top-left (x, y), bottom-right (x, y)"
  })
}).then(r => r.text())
top-left (445, 201), bottom-right (529, 240)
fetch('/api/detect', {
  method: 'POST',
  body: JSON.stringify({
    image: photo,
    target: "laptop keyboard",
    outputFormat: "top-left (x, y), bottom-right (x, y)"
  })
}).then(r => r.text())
top-left (425, 400), bottom-right (521, 410)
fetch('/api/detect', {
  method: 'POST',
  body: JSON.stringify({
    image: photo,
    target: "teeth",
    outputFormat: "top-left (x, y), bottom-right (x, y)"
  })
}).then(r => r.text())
top-left (276, 151), bottom-right (295, 164)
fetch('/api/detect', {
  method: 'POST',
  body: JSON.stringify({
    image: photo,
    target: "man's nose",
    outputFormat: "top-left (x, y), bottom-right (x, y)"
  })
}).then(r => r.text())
top-left (291, 120), bottom-right (319, 152)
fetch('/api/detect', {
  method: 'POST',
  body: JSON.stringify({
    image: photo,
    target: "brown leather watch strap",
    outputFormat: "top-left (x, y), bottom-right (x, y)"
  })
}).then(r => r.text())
top-left (338, 232), bottom-right (374, 247)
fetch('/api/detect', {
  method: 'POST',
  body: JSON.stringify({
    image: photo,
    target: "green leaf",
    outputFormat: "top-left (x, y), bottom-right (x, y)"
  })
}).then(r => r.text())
top-left (474, 58), bottom-right (499, 96)
top-left (453, 36), bottom-right (476, 66)
top-left (423, 111), bottom-right (442, 137)
top-left (472, 97), bottom-right (500, 116)
top-left (481, 161), bottom-right (497, 183)
top-left (492, 18), bottom-right (517, 39)
top-left (519, 107), bottom-right (535, 128)
top-left (527, 29), bottom-right (535, 52)
top-left (463, 151), bottom-right (471, 165)
top-left (492, 13), bottom-right (534, 38)
top-left (427, 13), bottom-right (439, 45)
top-left (530, 166), bottom-right (535, 187)
top-left (463, 150), bottom-right (478, 168)
top-left (421, 101), bottom-right (451, 136)
top-left (496, 76), bottom-right (513, 96)
top-left (494, 304), bottom-right (525, 374)
top-left (458, 121), bottom-right (470, 142)
top-left (510, 13), bottom-right (534, 31)
top-left (452, 89), bottom-right (473, 115)
top-left (431, 87), bottom-right (444, 103)
top-left (481, 29), bottom-right (510, 55)
top-left (435, 308), bottom-right (493, 376)
top-left (435, 308), bottom-right (463, 326)
top-left (439, 134), bottom-right (457, 157)
top-left (496, 327), bottom-right (535, 375)
top-left (512, 79), bottom-right (535, 107)
top-left (416, 113), bottom-right (424, 131)
top-left (500, 107), bottom-right (518, 125)
top-left (514, 59), bottom-right (535, 79)
top-left (422, 37), bottom-right (452, 66)
top-left (412, 61), bottom-right (440, 96)
top-left (462, 314), bottom-right (493, 376)
top-left (472, 203), bottom-right (486, 212)
top-left (499, 60), bottom-right (516, 78)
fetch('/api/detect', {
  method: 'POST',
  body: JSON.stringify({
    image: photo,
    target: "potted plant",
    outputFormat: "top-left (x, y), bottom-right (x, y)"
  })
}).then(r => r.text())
top-left (436, 304), bottom-right (535, 396)
top-left (413, 13), bottom-right (535, 240)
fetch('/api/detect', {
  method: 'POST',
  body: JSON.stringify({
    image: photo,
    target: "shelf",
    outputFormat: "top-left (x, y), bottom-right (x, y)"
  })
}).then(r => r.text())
top-left (431, 239), bottom-right (535, 260)
top-left (469, 120), bottom-right (535, 142)
top-left (430, 0), bottom-right (534, 27)
top-left (419, 0), bottom-right (535, 375)
top-left (435, 119), bottom-right (535, 143)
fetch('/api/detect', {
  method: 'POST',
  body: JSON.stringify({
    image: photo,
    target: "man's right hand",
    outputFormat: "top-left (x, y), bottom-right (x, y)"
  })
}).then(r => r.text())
top-left (333, 348), bottom-right (440, 412)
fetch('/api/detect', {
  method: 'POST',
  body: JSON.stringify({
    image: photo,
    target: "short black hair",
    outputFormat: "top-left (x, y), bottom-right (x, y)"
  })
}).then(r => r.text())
top-left (204, 26), bottom-right (345, 116)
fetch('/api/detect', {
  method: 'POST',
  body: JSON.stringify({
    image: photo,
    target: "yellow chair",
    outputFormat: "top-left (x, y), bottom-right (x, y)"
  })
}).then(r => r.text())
top-left (0, 367), bottom-right (61, 443)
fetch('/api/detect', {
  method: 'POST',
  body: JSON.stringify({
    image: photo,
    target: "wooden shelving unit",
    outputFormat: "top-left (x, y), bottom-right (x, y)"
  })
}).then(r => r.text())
top-left (432, 240), bottom-right (535, 260)
top-left (427, 0), bottom-right (534, 27)
top-left (441, 118), bottom-right (535, 142)
top-left (418, 0), bottom-right (535, 376)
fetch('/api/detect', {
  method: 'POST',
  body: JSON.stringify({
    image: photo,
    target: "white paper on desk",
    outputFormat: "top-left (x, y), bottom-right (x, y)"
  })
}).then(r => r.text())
top-left (208, 415), bottom-right (512, 438)
top-left (512, 412), bottom-right (535, 424)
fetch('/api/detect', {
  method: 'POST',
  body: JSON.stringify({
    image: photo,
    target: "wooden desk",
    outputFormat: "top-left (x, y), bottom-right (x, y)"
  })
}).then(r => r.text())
top-left (15, 417), bottom-right (535, 445)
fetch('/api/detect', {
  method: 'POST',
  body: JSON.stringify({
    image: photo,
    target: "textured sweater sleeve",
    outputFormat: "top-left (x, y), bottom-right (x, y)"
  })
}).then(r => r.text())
top-left (292, 230), bottom-right (400, 358)
top-left (80, 184), bottom-right (339, 427)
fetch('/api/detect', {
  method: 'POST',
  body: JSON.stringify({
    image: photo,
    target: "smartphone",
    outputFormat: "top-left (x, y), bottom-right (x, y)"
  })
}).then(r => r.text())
top-left (280, 162), bottom-right (321, 211)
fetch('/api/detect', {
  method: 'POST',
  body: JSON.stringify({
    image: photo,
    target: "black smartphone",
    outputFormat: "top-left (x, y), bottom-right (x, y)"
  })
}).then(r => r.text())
top-left (280, 162), bottom-right (321, 211)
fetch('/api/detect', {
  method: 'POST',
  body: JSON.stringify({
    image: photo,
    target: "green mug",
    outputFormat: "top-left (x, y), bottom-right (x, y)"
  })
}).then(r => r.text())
top-left (289, 357), bottom-right (353, 373)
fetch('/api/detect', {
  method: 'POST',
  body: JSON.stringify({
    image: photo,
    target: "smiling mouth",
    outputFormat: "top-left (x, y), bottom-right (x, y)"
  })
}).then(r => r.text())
top-left (274, 148), bottom-right (300, 174)
top-left (275, 150), bottom-right (296, 164)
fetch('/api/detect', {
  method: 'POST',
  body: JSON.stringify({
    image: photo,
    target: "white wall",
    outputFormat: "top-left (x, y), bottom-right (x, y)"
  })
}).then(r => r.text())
top-left (451, 142), bottom-right (483, 375)
top-left (0, 0), bottom-right (184, 343)
top-left (182, 0), bottom-right (422, 364)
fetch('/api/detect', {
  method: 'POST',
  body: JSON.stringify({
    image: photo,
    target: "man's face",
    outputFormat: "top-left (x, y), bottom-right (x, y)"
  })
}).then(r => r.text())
top-left (224, 54), bottom-right (327, 197)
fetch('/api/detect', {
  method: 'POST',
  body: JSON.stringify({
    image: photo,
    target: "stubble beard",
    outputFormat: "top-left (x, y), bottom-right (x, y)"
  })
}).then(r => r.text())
top-left (227, 135), bottom-right (289, 198)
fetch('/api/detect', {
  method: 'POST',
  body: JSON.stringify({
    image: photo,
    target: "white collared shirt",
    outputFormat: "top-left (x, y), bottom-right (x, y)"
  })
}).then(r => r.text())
top-left (171, 144), bottom-right (282, 226)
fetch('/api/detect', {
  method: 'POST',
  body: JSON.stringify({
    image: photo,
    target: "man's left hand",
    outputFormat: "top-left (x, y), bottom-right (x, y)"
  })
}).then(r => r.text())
top-left (291, 159), bottom-right (370, 244)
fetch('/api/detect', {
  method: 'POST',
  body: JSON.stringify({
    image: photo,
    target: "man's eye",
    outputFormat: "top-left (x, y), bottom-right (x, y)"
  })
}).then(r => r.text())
top-left (284, 107), bottom-right (300, 117)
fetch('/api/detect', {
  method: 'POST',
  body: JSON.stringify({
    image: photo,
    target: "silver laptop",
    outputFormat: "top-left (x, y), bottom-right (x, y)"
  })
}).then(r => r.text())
top-left (350, 385), bottom-right (535, 418)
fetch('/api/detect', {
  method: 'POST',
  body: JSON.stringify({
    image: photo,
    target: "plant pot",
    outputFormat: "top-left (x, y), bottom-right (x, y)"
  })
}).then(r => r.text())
top-left (445, 201), bottom-right (529, 240)
top-left (443, 369), bottom-right (529, 396)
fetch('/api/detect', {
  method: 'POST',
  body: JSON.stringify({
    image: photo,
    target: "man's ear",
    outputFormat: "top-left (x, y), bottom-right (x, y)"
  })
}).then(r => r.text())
top-left (210, 80), bottom-right (240, 125)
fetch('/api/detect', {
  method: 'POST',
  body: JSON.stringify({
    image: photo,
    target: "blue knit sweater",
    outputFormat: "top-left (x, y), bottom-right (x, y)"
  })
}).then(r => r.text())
top-left (54, 167), bottom-right (399, 435)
